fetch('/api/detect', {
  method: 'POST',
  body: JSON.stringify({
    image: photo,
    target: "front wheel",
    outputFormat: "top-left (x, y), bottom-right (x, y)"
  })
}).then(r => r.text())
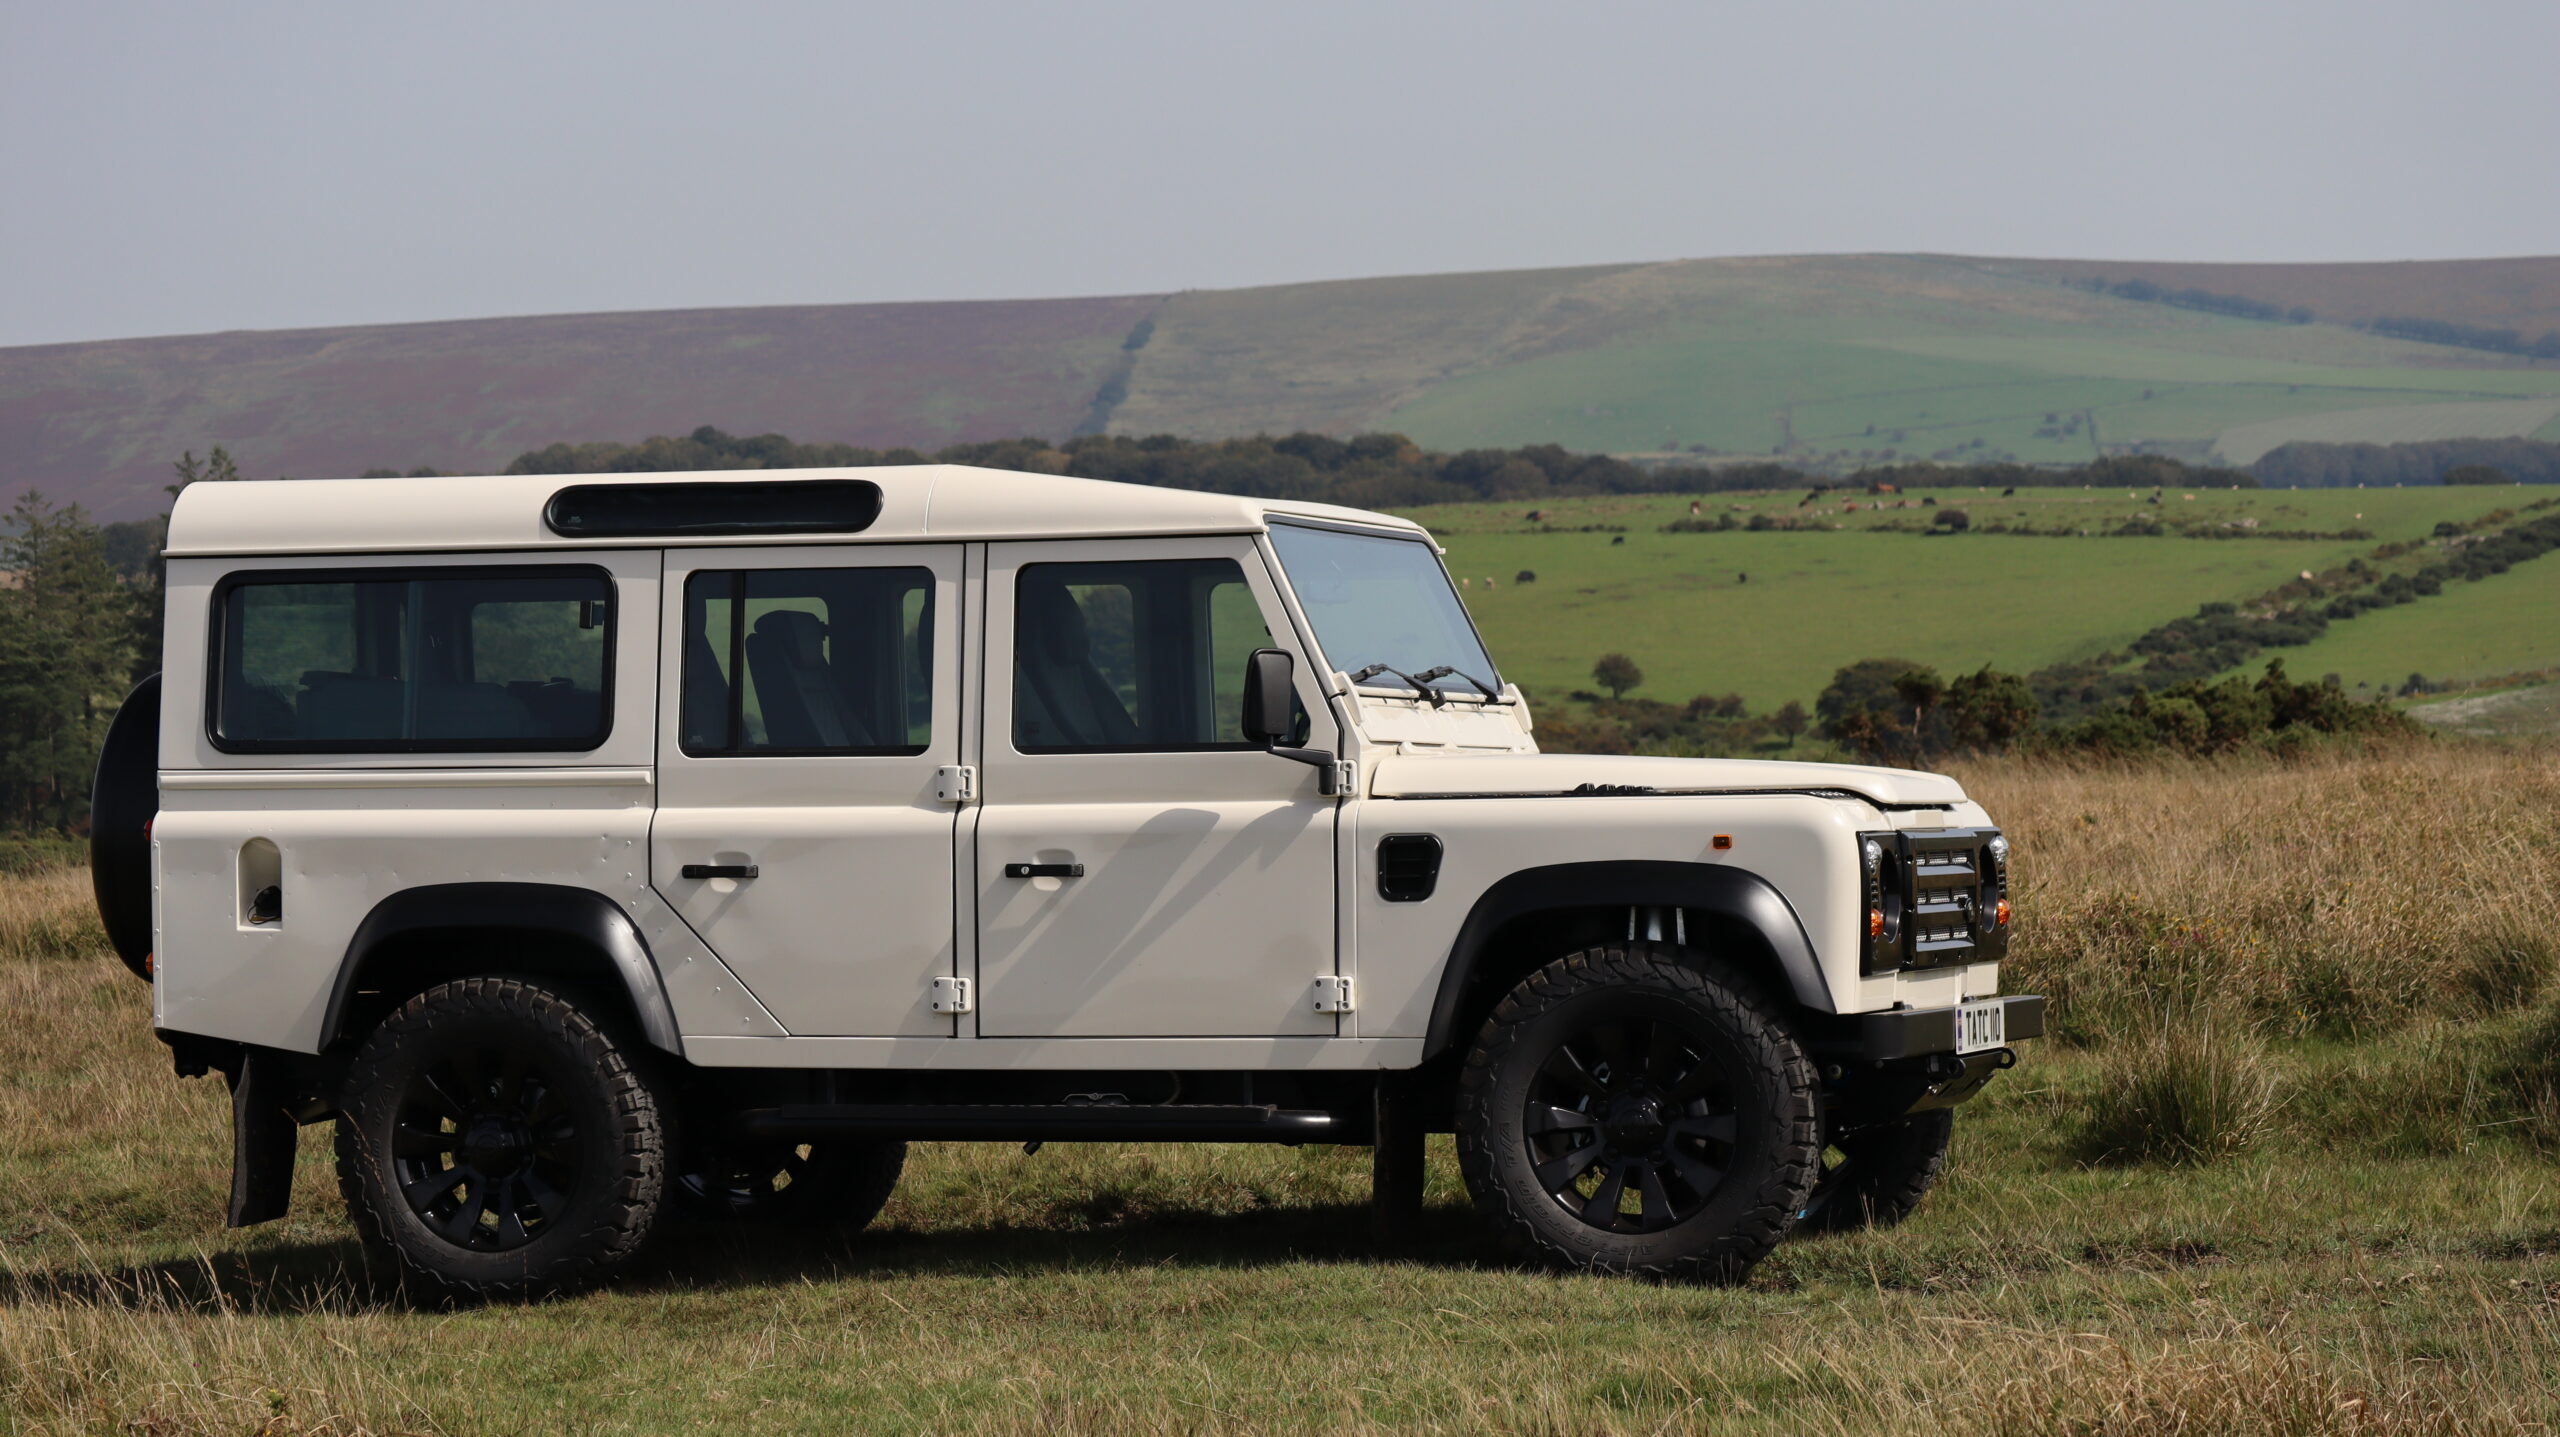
top-left (1796, 1109), bottom-right (1954, 1233)
top-left (335, 977), bottom-right (672, 1302)
top-left (1454, 943), bottom-right (1819, 1282)
top-left (673, 1138), bottom-right (906, 1226)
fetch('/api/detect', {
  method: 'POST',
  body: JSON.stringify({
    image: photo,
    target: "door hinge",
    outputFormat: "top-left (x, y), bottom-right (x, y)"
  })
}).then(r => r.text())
top-left (1332, 760), bottom-right (1358, 797)
top-left (1311, 976), bottom-right (1355, 1014)
top-left (933, 765), bottom-right (977, 804)
top-left (930, 975), bottom-right (974, 1014)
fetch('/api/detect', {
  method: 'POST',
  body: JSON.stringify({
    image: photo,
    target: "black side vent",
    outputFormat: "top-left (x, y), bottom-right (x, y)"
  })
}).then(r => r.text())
top-left (545, 478), bottom-right (884, 539)
top-left (1377, 834), bottom-right (1444, 902)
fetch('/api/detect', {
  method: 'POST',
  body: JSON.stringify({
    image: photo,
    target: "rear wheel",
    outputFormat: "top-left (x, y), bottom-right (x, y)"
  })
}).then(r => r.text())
top-left (1797, 1110), bottom-right (1954, 1233)
top-left (335, 977), bottom-right (671, 1302)
top-left (673, 1137), bottom-right (905, 1226)
top-left (1454, 943), bottom-right (1819, 1281)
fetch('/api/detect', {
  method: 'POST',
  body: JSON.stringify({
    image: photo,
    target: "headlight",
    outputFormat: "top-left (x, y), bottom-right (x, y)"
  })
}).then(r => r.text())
top-left (1859, 828), bottom-right (2008, 974)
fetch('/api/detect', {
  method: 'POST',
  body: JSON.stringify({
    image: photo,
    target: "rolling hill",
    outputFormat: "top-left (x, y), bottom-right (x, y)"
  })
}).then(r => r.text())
top-left (6, 254), bottom-right (2560, 519)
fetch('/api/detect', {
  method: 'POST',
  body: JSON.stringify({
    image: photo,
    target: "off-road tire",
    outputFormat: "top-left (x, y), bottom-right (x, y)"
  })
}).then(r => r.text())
top-left (335, 977), bottom-right (671, 1303)
top-left (1454, 943), bottom-right (1819, 1282)
top-left (673, 1138), bottom-right (906, 1226)
top-left (1797, 1109), bottom-right (1954, 1233)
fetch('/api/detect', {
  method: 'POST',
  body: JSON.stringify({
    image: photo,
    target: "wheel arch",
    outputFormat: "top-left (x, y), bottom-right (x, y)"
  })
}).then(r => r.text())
top-left (323, 883), bottom-right (683, 1056)
top-left (1418, 861), bottom-right (1828, 1063)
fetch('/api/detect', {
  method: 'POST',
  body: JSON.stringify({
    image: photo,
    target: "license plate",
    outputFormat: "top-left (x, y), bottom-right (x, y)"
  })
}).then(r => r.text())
top-left (1955, 999), bottom-right (2006, 1054)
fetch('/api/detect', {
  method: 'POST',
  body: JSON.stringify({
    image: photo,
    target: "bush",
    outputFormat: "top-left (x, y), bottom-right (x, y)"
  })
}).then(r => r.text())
top-left (1933, 507), bottom-right (1970, 531)
top-left (2075, 1009), bottom-right (2283, 1165)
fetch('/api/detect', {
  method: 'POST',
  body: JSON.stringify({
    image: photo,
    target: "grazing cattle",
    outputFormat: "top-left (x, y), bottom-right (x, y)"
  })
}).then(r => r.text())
top-left (1610, 535), bottom-right (1626, 546)
top-left (2000, 486), bottom-right (2016, 497)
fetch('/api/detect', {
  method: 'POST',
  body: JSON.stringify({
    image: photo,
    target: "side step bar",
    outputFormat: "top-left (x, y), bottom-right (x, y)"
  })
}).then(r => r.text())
top-left (739, 1102), bottom-right (1344, 1144)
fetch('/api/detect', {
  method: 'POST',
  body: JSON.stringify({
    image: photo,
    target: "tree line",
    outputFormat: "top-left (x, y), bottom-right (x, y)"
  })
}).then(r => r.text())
top-left (501, 424), bottom-right (2281, 507)
top-left (2251, 437), bottom-right (2560, 489)
top-left (2069, 276), bottom-right (2313, 326)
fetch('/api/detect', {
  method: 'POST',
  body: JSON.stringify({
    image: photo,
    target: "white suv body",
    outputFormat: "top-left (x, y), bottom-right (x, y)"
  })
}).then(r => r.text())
top-left (103, 465), bottom-right (2037, 1295)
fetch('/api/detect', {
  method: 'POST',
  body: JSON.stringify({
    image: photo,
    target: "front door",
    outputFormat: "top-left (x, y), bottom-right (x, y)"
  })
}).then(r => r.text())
top-left (652, 544), bottom-right (962, 1036)
top-left (974, 537), bottom-right (1340, 1037)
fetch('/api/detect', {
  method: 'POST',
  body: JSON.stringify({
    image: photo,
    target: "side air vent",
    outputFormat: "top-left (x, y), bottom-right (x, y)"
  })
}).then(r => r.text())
top-left (1377, 834), bottom-right (1444, 902)
top-left (544, 478), bottom-right (884, 539)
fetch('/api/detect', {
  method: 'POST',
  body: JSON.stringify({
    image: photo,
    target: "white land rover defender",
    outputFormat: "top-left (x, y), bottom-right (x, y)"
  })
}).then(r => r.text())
top-left (90, 467), bottom-right (2038, 1299)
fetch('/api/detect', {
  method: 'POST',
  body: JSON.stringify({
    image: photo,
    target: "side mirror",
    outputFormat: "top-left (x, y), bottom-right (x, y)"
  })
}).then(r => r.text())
top-left (1240, 647), bottom-right (1340, 795)
top-left (1241, 648), bottom-right (1295, 745)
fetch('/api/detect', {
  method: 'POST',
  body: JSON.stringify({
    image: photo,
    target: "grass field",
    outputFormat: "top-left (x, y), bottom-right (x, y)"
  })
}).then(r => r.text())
top-left (2224, 551), bottom-right (2560, 695)
top-left (6, 746), bottom-right (2560, 1433)
top-left (1381, 306), bottom-right (2560, 467)
top-left (1347, 258), bottom-right (2560, 466)
top-left (1394, 487), bottom-right (2535, 711)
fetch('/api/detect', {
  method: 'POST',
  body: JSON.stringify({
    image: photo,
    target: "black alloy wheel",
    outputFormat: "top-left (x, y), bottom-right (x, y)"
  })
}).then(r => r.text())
top-left (1796, 1109), bottom-right (1955, 1233)
top-left (1456, 942), bottom-right (1819, 1281)
top-left (1522, 1014), bottom-right (1740, 1234)
top-left (672, 1136), bottom-right (907, 1227)
top-left (390, 1046), bottom-right (584, 1251)
top-left (336, 976), bottom-right (670, 1302)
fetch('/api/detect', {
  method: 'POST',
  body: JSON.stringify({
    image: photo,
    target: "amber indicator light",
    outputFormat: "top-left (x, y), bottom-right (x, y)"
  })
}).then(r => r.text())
top-left (1711, 834), bottom-right (1733, 850)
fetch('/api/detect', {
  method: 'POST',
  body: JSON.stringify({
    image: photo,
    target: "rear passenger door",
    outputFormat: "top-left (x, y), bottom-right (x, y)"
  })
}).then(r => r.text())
top-left (651, 545), bottom-right (964, 1036)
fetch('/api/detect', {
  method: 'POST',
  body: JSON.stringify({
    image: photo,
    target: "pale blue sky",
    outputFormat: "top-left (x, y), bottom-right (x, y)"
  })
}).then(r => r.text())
top-left (4, 0), bottom-right (2555, 346)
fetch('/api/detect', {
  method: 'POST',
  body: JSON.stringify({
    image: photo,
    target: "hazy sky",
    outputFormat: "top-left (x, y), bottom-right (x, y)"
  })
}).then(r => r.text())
top-left (5, 0), bottom-right (2555, 347)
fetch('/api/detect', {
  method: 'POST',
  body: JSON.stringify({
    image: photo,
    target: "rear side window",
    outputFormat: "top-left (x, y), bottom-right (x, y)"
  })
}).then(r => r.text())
top-left (211, 567), bottom-right (613, 753)
top-left (680, 567), bottom-right (935, 756)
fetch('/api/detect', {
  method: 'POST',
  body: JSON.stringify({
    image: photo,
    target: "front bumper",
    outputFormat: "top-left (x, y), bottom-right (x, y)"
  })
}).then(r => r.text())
top-left (1856, 995), bottom-right (2045, 1060)
top-left (1812, 995), bottom-right (2044, 1123)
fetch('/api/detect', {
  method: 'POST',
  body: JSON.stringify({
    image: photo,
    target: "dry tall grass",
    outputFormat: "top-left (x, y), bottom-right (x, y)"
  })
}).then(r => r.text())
top-left (1953, 743), bottom-right (2560, 1040)
top-left (3, 745), bottom-right (2558, 1433)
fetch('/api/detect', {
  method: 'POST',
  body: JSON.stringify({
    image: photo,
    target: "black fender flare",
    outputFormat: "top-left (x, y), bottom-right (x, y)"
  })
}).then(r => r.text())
top-left (323, 883), bottom-right (682, 1055)
top-left (1419, 860), bottom-right (1828, 1061)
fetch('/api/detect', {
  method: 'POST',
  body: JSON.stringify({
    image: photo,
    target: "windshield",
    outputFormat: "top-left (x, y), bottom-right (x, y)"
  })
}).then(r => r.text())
top-left (1267, 524), bottom-right (1500, 696)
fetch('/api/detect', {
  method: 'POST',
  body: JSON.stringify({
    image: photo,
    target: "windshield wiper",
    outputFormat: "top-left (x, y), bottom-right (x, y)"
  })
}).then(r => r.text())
top-left (1412, 665), bottom-right (1499, 701)
top-left (1347, 662), bottom-right (1448, 707)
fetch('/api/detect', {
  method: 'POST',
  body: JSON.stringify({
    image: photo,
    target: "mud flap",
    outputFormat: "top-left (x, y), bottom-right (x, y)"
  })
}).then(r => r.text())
top-left (225, 1050), bottom-right (299, 1227)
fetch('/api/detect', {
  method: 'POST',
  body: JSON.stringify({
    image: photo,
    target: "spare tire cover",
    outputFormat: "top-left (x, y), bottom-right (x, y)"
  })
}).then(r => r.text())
top-left (91, 672), bottom-right (160, 980)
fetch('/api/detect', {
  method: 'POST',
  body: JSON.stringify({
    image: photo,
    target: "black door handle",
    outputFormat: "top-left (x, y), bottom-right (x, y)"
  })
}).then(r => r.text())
top-left (681, 863), bottom-right (760, 880)
top-left (1003, 863), bottom-right (1085, 879)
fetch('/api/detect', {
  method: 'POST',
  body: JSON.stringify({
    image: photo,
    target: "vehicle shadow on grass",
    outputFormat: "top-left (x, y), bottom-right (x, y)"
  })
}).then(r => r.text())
top-left (0, 1235), bottom-right (383, 1316)
top-left (0, 1199), bottom-right (1504, 1315)
top-left (632, 1195), bottom-right (1506, 1293)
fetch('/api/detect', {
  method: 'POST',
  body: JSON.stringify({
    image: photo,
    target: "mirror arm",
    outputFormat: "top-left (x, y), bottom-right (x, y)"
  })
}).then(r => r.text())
top-left (1263, 744), bottom-right (1341, 796)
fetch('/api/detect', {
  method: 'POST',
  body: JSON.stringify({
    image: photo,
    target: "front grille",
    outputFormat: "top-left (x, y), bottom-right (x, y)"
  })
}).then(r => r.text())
top-left (1860, 827), bottom-right (2008, 973)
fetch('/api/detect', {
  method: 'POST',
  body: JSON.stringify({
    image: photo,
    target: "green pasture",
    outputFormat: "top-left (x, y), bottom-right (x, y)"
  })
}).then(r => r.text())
top-left (1430, 529), bottom-right (2359, 710)
top-left (1397, 488), bottom-right (2535, 709)
top-left (2233, 552), bottom-right (2560, 695)
top-left (1376, 297), bottom-right (2560, 466)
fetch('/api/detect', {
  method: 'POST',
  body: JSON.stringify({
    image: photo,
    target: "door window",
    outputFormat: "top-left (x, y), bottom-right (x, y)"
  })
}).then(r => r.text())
top-left (681, 567), bottom-right (934, 755)
top-left (1012, 558), bottom-right (1298, 753)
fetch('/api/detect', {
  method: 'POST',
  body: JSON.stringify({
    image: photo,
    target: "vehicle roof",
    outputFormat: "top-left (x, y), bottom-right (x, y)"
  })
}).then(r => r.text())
top-left (161, 465), bottom-right (1429, 558)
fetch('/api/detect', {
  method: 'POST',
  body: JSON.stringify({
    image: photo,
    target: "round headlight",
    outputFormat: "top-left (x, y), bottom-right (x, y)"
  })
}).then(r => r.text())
top-left (1988, 835), bottom-right (2010, 861)
top-left (1862, 839), bottom-right (1884, 869)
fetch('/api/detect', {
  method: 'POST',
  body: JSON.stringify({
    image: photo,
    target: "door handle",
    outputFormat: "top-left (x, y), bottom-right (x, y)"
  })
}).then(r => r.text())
top-left (1003, 862), bottom-right (1085, 879)
top-left (681, 863), bottom-right (760, 880)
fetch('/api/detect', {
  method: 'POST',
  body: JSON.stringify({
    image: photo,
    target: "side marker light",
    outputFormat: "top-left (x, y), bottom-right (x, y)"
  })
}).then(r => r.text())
top-left (1994, 899), bottom-right (2012, 928)
top-left (1711, 834), bottom-right (1733, 851)
top-left (1868, 909), bottom-right (1886, 938)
